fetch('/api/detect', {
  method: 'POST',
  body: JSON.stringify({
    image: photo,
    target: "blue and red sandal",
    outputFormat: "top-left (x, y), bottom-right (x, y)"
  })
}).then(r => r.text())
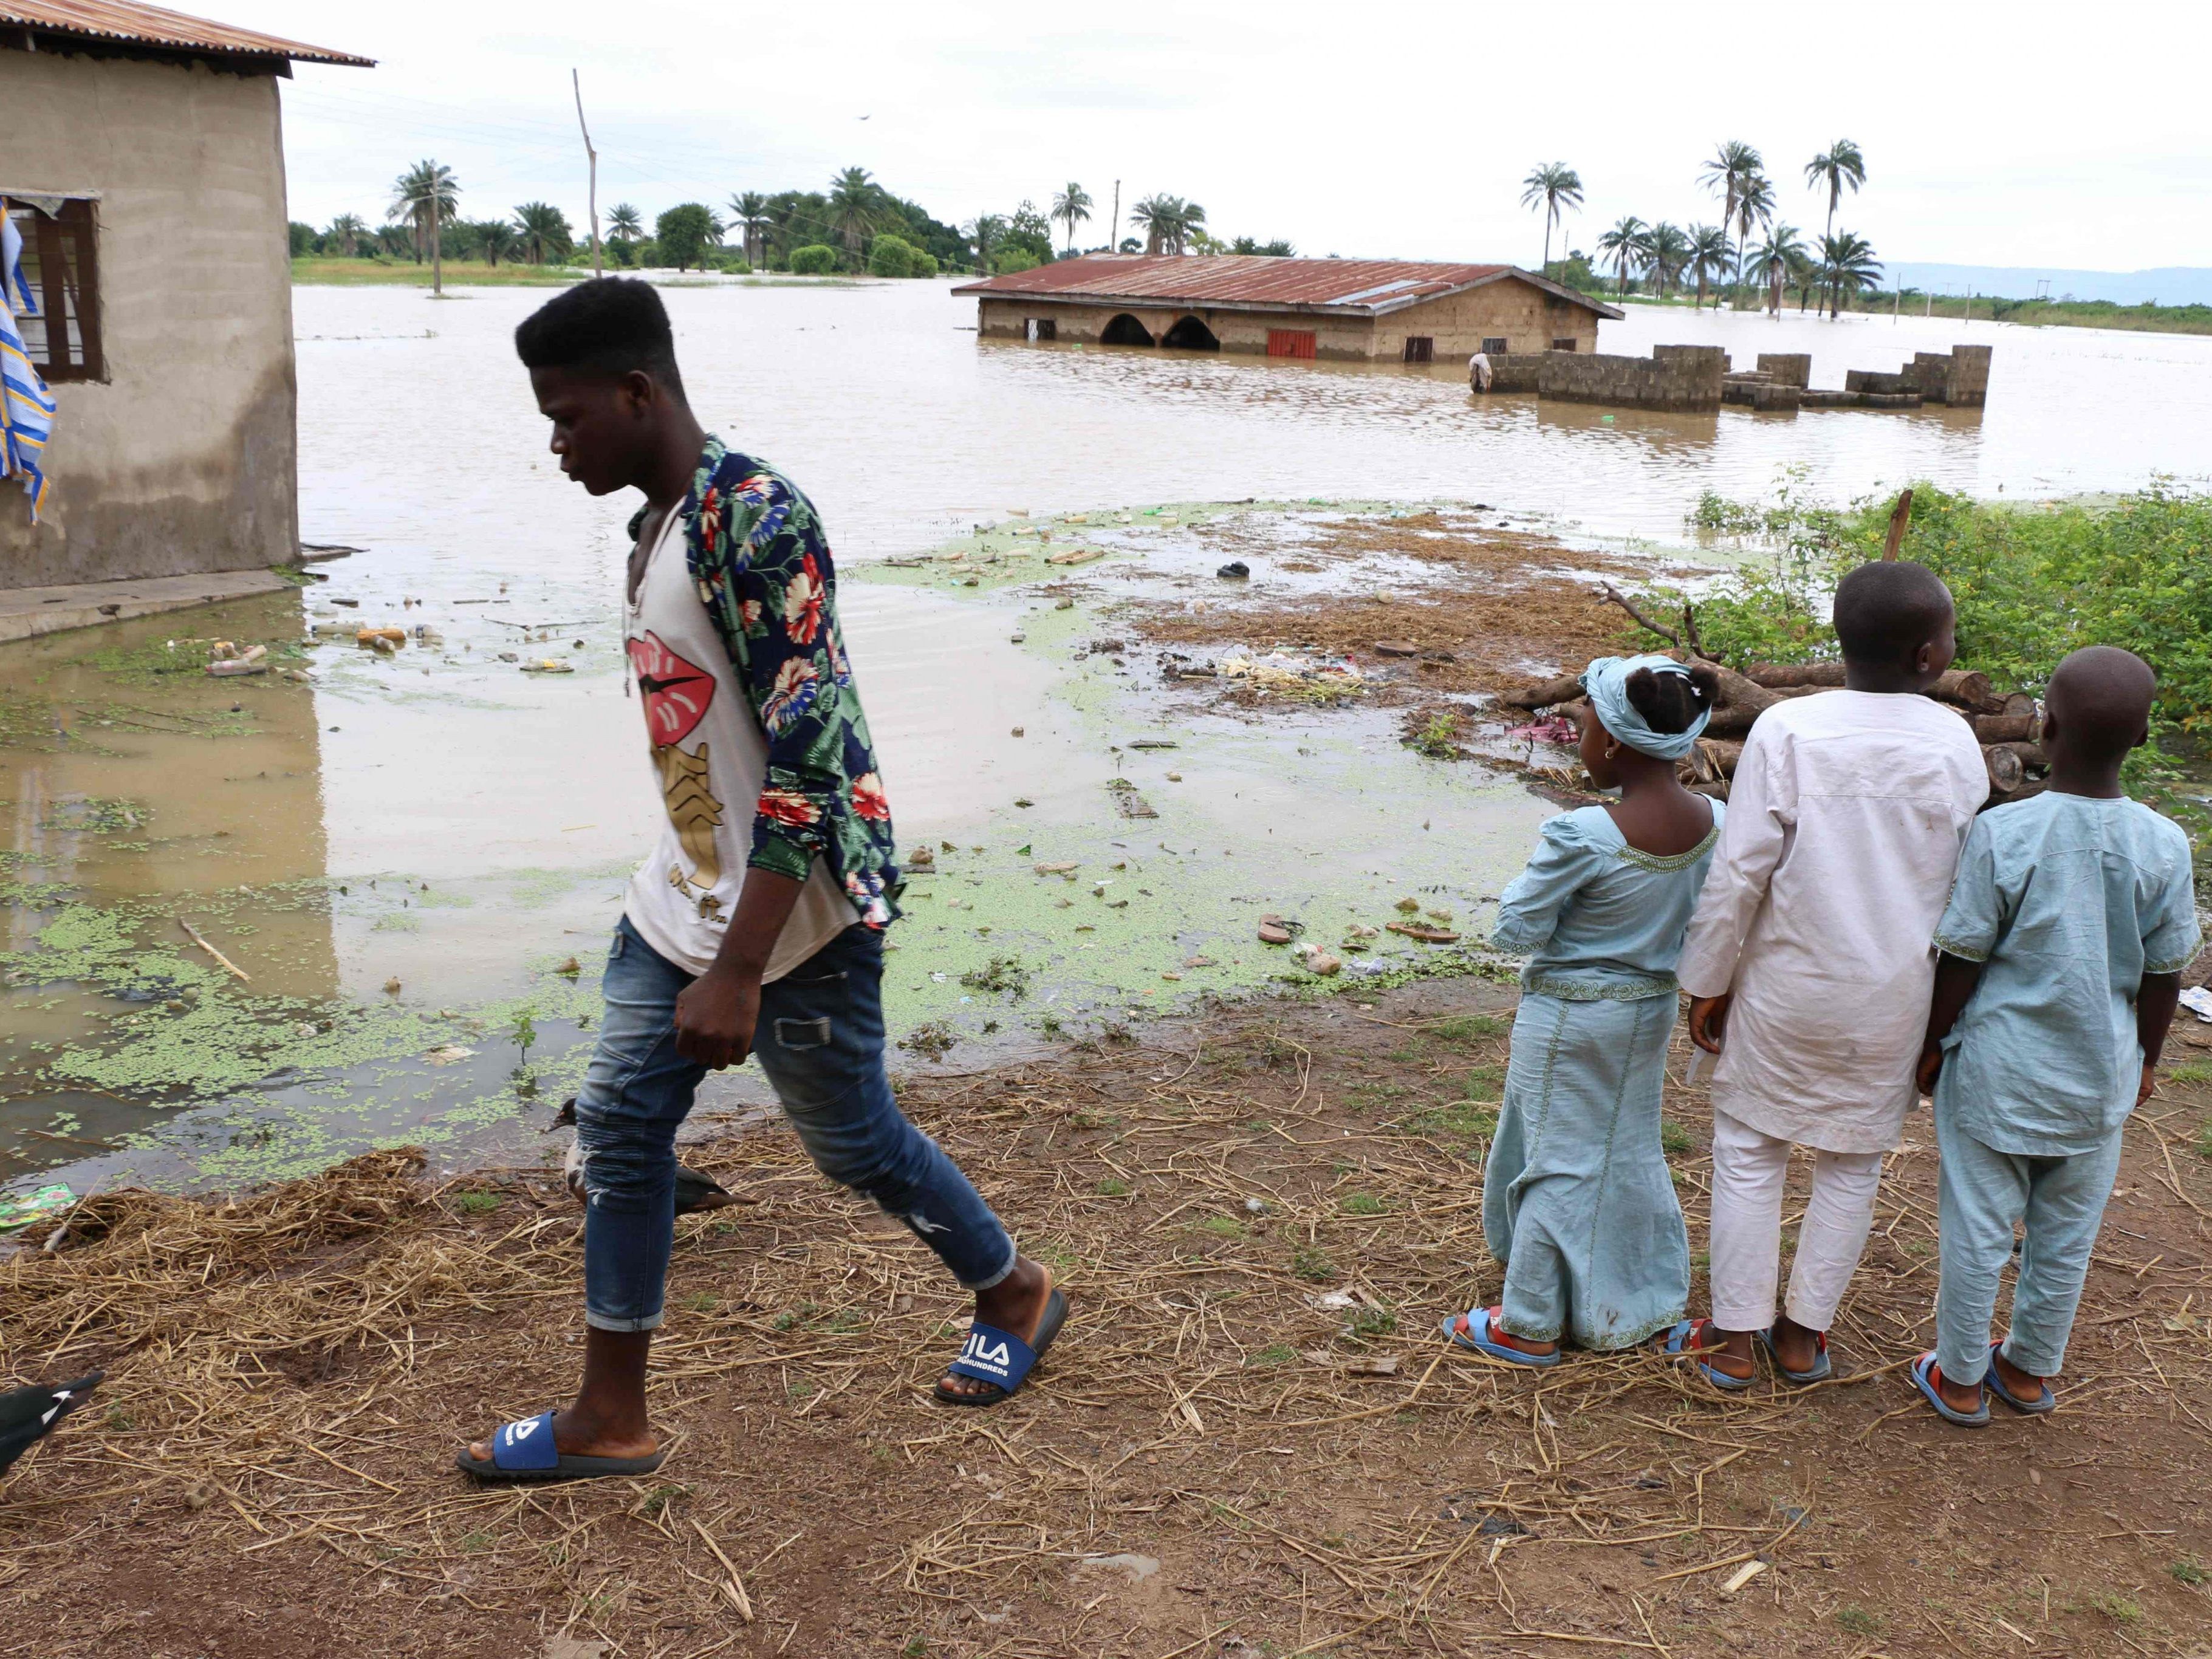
top-left (1983, 1342), bottom-right (2055, 1415)
top-left (1440, 1306), bottom-right (1562, 1367)
top-left (1909, 1352), bottom-right (1990, 1427)
top-left (1659, 1319), bottom-right (1755, 1391)
top-left (1756, 1326), bottom-right (1832, 1384)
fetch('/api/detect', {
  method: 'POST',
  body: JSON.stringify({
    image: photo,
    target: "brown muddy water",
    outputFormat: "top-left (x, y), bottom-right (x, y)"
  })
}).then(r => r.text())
top-left (3, 280), bottom-right (2206, 1205)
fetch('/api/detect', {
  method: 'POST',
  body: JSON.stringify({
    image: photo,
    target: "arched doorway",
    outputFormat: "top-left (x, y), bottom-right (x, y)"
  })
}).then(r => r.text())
top-left (1161, 315), bottom-right (1220, 351)
top-left (1100, 313), bottom-right (1154, 346)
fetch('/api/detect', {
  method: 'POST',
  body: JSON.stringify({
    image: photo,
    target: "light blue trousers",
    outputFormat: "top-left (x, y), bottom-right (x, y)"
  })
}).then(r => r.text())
top-left (1934, 1102), bottom-right (2123, 1383)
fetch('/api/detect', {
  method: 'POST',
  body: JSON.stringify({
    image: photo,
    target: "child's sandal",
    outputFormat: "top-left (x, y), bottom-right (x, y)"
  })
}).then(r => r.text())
top-left (1909, 1352), bottom-right (1990, 1427)
top-left (1983, 1341), bottom-right (2055, 1415)
top-left (1755, 1325), bottom-right (1832, 1384)
top-left (1657, 1318), bottom-right (1755, 1392)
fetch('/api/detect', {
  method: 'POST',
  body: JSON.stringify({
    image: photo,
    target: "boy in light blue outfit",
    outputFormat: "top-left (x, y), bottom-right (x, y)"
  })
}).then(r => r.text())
top-left (1912, 647), bottom-right (2200, 1426)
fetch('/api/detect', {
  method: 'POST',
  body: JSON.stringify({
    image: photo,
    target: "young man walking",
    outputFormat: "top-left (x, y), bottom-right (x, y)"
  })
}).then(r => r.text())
top-left (461, 280), bottom-right (1063, 1480)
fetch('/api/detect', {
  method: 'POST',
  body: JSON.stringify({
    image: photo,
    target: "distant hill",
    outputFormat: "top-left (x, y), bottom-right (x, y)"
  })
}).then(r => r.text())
top-left (1887, 263), bottom-right (2212, 307)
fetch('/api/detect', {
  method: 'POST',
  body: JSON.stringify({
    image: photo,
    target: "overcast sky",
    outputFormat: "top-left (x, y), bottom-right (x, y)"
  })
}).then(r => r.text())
top-left (256, 0), bottom-right (2211, 273)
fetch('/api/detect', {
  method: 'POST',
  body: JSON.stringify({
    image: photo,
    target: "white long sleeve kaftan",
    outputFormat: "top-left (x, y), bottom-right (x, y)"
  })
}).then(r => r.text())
top-left (1677, 689), bottom-right (1989, 1152)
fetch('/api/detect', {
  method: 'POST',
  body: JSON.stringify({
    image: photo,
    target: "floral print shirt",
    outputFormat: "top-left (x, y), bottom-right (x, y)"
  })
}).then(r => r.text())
top-left (629, 436), bottom-right (898, 926)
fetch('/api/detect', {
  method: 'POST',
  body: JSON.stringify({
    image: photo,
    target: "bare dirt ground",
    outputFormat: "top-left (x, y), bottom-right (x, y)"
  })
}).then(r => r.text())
top-left (1123, 510), bottom-right (1649, 706)
top-left (8, 973), bottom-right (2212, 1659)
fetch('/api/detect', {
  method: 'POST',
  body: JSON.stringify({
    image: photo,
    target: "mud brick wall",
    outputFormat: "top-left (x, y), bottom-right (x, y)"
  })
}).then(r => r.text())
top-left (1756, 353), bottom-right (1812, 389)
top-left (1540, 344), bottom-right (1725, 411)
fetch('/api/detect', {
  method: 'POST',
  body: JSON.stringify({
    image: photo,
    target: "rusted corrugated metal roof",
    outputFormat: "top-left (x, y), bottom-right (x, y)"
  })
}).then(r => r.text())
top-left (0, 0), bottom-right (372, 64)
top-left (953, 254), bottom-right (1623, 319)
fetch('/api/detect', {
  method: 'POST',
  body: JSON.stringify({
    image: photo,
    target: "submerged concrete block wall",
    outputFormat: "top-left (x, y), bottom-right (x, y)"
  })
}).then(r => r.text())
top-left (1539, 344), bottom-right (1725, 412)
top-left (1945, 344), bottom-right (1992, 407)
top-left (0, 50), bottom-right (298, 589)
top-left (1756, 353), bottom-right (1811, 389)
top-left (1485, 353), bottom-right (1547, 392)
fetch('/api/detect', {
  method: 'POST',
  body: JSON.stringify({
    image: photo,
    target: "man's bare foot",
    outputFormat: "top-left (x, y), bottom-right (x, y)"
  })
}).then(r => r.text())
top-left (937, 1255), bottom-right (1055, 1401)
top-left (1933, 1362), bottom-right (1985, 1417)
top-left (1450, 1310), bottom-right (1558, 1357)
top-left (1767, 1313), bottom-right (1822, 1375)
top-left (1991, 1349), bottom-right (2047, 1403)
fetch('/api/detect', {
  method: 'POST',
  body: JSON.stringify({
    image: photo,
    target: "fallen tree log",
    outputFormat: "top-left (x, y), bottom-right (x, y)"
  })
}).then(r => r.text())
top-left (1983, 743), bottom-right (2025, 794)
top-left (1972, 713), bottom-right (2041, 744)
top-left (1501, 674), bottom-right (1587, 711)
top-left (1742, 662), bottom-right (1996, 710)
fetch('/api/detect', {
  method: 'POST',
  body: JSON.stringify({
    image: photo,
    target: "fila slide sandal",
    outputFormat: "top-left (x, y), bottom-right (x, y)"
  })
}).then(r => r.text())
top-left (454, 1409), bottom-right (668, 1482)
top-left (933, 1286), bottom-right (1067, 1408)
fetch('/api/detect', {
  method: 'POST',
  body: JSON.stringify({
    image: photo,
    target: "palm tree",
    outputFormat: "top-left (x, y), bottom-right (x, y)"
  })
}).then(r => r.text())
top-left (1595, 216), bottom-right (1650, 298)
top-left (477, 219), bottom-right (517, 268)
top-left (376, 224), bottom-right (413, 259)
top-left (1803, 139), bottom-right (1867, 242)
top-left (1646, 222), bottom-right (1691, 298)
top-left (512, 202), bottom-right (572, 266)
top-left (725, 193), bottom-right (770, 266)
top-left (389, 159), bottom-right (461, 295)
top-left (325, 213), bottom-right (368, 258)
top-left (608, 203), bottom-right (643, 242)
top-left (964, 214), bottom-right (1005, 275)
top-left (1752, 224), bottom-right (1806, 316)
top-left (1686, 223), bottom-right (1729, 309)
top-left (1131, 194), bottom-right (1197, 255)
top-left (1731, 174), bottom-right (1775, 298)
top-left (1519, 162), bottom-right (1584, 274)
top-left (826, 166), bottom-right (880, 267)
top-left (1699, 140), bottom-right (1762, 304)
top-left (1050, 182), bottom-right (1093, 255)
top-left (1818, 231), bottom-right (1882, 318)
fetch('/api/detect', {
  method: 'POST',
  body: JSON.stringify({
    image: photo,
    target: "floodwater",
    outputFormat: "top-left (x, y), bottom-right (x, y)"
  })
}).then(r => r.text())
top-left (4, 279), bottom-right (2207, 1200)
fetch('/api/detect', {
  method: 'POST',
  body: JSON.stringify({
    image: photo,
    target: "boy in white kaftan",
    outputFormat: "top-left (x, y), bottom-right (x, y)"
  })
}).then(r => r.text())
top-left (1675, 561), bottom-right (1988, 1384)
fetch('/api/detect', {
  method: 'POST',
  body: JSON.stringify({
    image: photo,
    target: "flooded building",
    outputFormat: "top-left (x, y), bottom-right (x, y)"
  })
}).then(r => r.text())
top-left (0, 1), bottom-right (370, 615)
top-left (955, 254), bottom-right (1621, 363)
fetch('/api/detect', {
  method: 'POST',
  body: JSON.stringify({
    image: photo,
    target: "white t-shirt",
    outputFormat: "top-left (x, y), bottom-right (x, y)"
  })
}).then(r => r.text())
top-left (1677, 688), bottom-right (1990, 1151)
top-left (621, 507), bottom-right (858, 980)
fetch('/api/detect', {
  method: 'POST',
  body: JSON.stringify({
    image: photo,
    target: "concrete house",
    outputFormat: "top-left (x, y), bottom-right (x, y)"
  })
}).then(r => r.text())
top-left (0, 0), bottom-right (369, 623)
top-left (954, 254), bottom-right (1623, 363)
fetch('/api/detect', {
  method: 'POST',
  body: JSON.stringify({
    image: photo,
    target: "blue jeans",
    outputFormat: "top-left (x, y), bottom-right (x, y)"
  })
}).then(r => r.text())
top-left (575, 915), bottom-right (1017, 1332)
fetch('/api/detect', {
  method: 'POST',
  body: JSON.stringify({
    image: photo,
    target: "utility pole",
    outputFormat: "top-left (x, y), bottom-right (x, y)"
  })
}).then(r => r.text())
top-left (1111, 179), bottom-right (1120, 252)
top-left (573, 69), bottom-right (601, 278)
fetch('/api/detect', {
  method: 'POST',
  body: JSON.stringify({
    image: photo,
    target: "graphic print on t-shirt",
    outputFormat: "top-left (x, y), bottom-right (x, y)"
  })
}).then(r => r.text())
top-left (627, 630), bottom-right (727, 914)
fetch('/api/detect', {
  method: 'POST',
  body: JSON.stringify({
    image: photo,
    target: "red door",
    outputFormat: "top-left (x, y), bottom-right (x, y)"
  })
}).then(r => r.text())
top-left (1267, 329), bottom-right (1317, 360)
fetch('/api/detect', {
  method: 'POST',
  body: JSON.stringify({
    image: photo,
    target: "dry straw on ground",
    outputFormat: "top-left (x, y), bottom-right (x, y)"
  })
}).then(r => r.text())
top-left (5, 976), bottom-right (2211, 1657)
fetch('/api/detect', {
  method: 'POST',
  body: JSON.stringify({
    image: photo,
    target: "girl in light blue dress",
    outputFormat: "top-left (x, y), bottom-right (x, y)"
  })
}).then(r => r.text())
top-left (1444, 656), bottom-right (1724, 1361)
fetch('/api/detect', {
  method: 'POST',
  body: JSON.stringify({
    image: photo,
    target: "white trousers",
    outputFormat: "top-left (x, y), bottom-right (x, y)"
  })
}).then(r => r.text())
top-left (1708, 1108), bottom-right (1886, 1332)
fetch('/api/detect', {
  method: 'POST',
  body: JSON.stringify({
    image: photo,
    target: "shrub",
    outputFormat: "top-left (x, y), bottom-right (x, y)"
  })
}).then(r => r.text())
top-left (653, 203), bottom-right (718, 272)
top-left (908, 248), bottom-right (939, 277)
top-left (991, 248), bottom-right (1041, 276)
top-left (789, 244), bottom-right (838, 275)
top-left (869, 234), bottom-right (922, 277)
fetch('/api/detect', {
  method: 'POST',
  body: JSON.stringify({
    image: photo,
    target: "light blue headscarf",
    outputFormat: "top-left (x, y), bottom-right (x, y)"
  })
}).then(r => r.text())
top-left (1581, 654), bottom-right (1710, 761)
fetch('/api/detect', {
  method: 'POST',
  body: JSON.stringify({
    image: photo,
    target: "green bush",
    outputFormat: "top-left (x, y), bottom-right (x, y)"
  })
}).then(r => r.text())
top-left (653, 203), bottom-right (718, 272)
top-left (711, 251), bottom-right (752, 275)
top-left (869, 234), bottom-right (921, 277)
top-left (991, 248), bottom-right (1041, 276)
top-left (789, 244), bottom-right (838, 275)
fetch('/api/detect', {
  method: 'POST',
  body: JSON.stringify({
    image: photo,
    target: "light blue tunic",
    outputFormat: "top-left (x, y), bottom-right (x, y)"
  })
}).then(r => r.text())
top-left (1932, 792), bottom-right (2200, 1157)
top-left (1482, 802), bottom-right (1722, 1349)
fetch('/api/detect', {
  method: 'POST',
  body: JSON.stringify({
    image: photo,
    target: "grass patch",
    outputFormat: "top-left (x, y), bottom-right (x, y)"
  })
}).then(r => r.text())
top-left (2166, 1060), bottom-right (2212, 1084)
top-left (1094, 1178), bottom-right (1131, 1198)
top-left (1290, 1245), bottom-right (1338, 1282)
top-left (1348, 1304), bottom-right (1399, 1341)
top-left (2171, 1557), bottom-right (2207, 1586)
top-left (1408, 1102), bottom-right (1498, 1141)
top-left (1426, 1014), bottom-right (1505, 1047)
top-left (292, 256), bottom-right (584, 287)
top-left (1339, 1192), bottom-right (1388, 1217)
top-left (451, 1191), bottom-right (501, 1215)
top-left (1196, 1215), bottom-right (1245, 1239)
top-left (1248, 1344), bottom-right (1296, 1368)
top-left (1660, 1121), bottom-right (1693, 1155)
top-left (1459, 1066), bottom-right (1504, 1101)
top-left (1834, 1605), bottom-right (1882, 1637)
top-left (2083, 1592), bottom-right (2143, 1624)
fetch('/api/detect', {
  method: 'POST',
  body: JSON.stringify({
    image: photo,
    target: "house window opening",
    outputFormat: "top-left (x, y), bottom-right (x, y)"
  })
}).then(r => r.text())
top-left (1550, 337), bottom-right (1578, 352)
top-left (4, 198), bottom-right (101, 382)
top-left (1025, 318), bottom-right (1056, 342)
top-left (1101, 312), bottom-right (1154, 347)
top-left (1401, 336), bottom-right (1434, 364)
top-left (1481, 337), bottom-right (1509, 356)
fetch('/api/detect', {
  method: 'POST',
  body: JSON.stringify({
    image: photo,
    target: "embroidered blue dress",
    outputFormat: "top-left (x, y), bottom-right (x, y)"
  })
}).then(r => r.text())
top-left (1483, 802), bottom-right (1724, 1349)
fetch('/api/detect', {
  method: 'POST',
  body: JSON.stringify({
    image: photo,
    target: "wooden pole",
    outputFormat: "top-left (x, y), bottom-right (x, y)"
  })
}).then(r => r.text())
top-left (1882, 487), bottom-right (1914, 560)
top-left (1111, 179), bottom-right (1120, 252)
top-left (573, 69), bottom-right (601, 279)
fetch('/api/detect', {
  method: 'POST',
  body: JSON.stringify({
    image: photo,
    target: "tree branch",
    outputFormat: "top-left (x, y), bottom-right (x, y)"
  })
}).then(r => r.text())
top-left (1595, 583), bottom-right (1722, 661)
